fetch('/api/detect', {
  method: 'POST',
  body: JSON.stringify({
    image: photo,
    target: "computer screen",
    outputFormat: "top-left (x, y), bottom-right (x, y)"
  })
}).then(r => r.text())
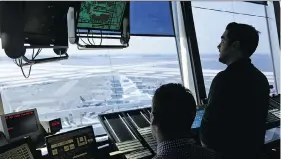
top-left (47, 118), bottom-right (62, 134)
top-left (191, 109), bottom-right (204, 129)
top-left (0, 137), bottom-right (36, 159)
top-left (45, 126), bottom-right (98, 159)
top-left (6, 111), bottom-right (37, 139)
top-left (0, 109), bottom-right (40, 142)
top-left (77, 1), bottom-right (127, 31)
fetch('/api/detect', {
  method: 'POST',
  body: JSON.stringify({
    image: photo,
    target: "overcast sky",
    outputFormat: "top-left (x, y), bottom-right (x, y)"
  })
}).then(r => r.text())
top-left (0, 1), bottom-right (275, 58)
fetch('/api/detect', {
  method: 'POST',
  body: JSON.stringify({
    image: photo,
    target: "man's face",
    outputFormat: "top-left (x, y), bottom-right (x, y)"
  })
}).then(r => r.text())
top-left (217, 30), bottom-right (237, 64)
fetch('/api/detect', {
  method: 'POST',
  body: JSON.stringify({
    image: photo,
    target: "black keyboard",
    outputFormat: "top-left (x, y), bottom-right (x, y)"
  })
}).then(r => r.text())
top-left (115, 139), bottom-right (152, 159)
top-left (266, 95), bottom-right (280, 130)
top-left (269, 99), bottom-right (280, 110)
top-left (99, 113), bottom-right (153, 159)
top-left (271, 94), bottom-right (280, 104)
top-left (138, 127), bottom-right (157, 153)
top-left (266, 112), bottom-right (280, 130)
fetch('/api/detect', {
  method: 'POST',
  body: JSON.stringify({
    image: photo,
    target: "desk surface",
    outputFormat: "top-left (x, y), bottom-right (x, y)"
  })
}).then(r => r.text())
top-left (265, 127), bottom-right (280, 144)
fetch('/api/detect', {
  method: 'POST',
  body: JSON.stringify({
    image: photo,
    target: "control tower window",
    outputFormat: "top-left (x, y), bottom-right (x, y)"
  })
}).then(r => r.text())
top-left (191, 1), bottom-right (278, 95)
top-left (0, 2), bottom-right (182, 134)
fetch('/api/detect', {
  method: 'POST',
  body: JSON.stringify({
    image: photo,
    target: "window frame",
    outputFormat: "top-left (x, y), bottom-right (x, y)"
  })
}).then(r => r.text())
top-left (129, 1), bottom-right (176, 37)
top-left (245, 1), bottom-right (268, 6)
top-left (273, 1), bottom-right (280, 43)
top-left (177, 1), bottom-right (207, 104)
top-left (171, 2), bottom-right (197, 103)
top-left (265, 2), bottom-right (280, 93)
top-left (0, 92), bottom-right (4, 115)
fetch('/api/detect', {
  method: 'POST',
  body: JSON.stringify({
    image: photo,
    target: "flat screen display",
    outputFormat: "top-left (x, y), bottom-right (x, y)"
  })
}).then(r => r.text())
top-left (50, 118), bottom-right (62, 133)
top-left (77, 1), bottom-right (127, 31)
top-left (5, 110), bottom-right (38, 139)
top-left (191, 110), bottom-right (204, 129)
top-left (46, 126), bottom-right (97, 159)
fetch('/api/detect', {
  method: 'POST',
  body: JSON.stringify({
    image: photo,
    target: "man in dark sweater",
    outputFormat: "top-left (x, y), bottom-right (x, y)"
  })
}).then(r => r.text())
top-left (200, 22), bottom-right (270, 159)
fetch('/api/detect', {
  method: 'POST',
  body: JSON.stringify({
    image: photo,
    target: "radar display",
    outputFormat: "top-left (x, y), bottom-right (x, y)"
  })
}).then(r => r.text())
top-left (77, 1), bottom-right (127, 31)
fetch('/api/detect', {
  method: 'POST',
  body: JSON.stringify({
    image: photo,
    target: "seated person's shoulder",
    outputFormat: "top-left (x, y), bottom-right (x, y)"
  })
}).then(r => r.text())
top-left (153, 145), bottom-right (221, 159)
top-left (191, 144), bottom-right (222, 159)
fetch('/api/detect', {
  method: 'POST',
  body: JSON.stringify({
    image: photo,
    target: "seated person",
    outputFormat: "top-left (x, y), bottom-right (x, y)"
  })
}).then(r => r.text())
top-left (151, 83), bottom-right (221, 159)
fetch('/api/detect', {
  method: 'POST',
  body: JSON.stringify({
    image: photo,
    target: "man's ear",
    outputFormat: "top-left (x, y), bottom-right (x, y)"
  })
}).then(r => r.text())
top-left (151, 113), bottom-right (158, 126)
top-left (232, 41), bottom-right (241, 50)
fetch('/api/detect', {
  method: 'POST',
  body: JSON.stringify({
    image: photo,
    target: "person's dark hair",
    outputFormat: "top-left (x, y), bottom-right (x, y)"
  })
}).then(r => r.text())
top-left (226, 22), bottom-right (260, 57)
top-left (152, 83), bottom-right (196, 136)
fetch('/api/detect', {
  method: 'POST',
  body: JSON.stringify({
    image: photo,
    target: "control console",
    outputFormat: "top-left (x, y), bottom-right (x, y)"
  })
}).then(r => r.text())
top-left (266, 95), bottom-right (280, 130)
top-left (98, 107), bottom-right (205, 157)
top-left (122, 109), bottom-right (157, 153)
top-left (99, 112), bottom-right (153, 159)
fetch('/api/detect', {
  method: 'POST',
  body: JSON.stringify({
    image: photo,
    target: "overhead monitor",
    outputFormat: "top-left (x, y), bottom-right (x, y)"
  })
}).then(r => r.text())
top-left (73, 1), bottom-right (130, 49)
top-left (45, 126), bottom-right (98, 159)
top-left (0, 137), bottom-right (37, 159)
top-left (0, 2), bottom-right (70, 59)
top-left (0, 109), bottom-right (40, 142)
top-left (77, 1), bottom-right (127, 31)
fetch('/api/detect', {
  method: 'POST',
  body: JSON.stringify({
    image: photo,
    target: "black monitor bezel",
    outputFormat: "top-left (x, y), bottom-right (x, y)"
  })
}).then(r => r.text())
top-left (0, 109), bottom-right (41, 142)
top-left (45, 125), bottom-right (98, 159)
top-left (0, 137), bottom-right (37, 158)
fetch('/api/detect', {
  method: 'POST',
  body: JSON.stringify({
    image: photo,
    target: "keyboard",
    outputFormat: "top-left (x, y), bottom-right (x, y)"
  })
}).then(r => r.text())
top-left (0, 144), bottom-right (34, 159)
top-left (138, 127), bottom-right (157, 153)
top-left (115, 139), bottom-right (152, 159)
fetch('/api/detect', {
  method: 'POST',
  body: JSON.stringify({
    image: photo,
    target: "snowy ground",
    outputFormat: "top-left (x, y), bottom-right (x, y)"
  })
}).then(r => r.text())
top-left (0, 55), bottom-right (275, 135)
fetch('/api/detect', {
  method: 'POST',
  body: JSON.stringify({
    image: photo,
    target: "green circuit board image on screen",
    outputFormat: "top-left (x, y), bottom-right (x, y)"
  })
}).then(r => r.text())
top-left (77, 1), bottom-right (126, 31)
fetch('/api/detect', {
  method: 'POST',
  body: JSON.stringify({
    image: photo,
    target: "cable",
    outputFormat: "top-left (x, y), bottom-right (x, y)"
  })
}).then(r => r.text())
top-left (87, 29), bottom-right (94, 45)
top-left (191, 5), bottom-right (268, 19)
top-left (99, 30), bottom-right (103, 45)
top-left (19, 48), bottom-right (35, 78)
top-left (15, 48), bottom-right (42, 78)
top-left (89, 30), bottom-right (99, 46)
top-left (91, 30), bottom-right (96, 45)
top-left (20, 59), bottom-right (32, 78)
top-left (33, 48), bottom-right (42, 59)
top-left (78, 31), bottom-right (90, 45)
top-left (89, 30), bottom-right (103, 46)
top-left (80, 37), bottom-right (90, 45)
